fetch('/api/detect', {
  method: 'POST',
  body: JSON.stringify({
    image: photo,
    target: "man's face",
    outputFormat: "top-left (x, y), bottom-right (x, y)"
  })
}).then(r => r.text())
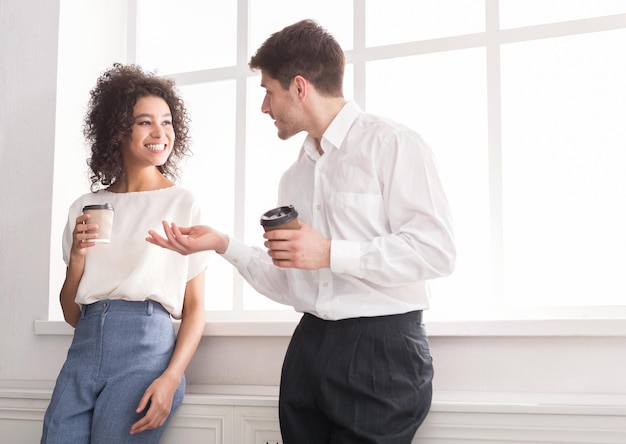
top-left (260, 72), bottom-right (303, 140)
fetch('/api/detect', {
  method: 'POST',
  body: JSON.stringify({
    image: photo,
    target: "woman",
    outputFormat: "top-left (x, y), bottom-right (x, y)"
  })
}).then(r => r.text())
top-left (41, 63), bottom-right (208, 443)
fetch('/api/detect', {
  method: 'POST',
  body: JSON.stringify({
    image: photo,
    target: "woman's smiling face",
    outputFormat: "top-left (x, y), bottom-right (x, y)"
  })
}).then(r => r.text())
top-left (121, 95), bottom-right (175, 169)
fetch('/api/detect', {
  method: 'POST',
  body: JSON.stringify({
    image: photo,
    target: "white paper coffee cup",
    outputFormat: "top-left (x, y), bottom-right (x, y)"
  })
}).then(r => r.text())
top-left (82, 203), bottom-right (114, 243)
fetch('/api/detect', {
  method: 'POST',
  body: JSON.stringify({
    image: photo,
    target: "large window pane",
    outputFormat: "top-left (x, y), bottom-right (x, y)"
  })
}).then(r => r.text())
top-left (136, 0), bottom-right (236, 73)
top-left (178, 81), bottom-right (237, 311)
top-left (501, 29), bottom-right (626, 307)
top-left (500, 0), bottom-right (626, 29)
top-left (366, 49), bottom-right (490, 320)
top-left (52, 2), bottom-right (626, 322)
top-left (366, 0), bottom-right (485, 47)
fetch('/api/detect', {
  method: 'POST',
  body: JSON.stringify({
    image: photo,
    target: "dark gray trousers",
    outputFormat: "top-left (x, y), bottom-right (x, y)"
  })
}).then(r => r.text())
top-left (279, 310), bottom-right (433, 444)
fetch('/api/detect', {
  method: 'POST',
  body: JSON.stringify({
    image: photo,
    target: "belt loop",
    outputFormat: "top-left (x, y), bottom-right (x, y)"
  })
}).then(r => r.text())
top-left (147, 300), bottom-right (153, 316)
top-left (81, 305), bottom-right (86, 319)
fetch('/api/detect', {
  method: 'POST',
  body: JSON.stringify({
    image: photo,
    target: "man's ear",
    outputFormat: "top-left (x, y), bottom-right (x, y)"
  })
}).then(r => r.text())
top-left (293, 75), bottom-right (307, 98)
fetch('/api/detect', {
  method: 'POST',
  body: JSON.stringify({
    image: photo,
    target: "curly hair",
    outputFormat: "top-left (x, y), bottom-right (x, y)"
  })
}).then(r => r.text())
top-left (84, 63), bottom-right (191, 191)
top-left (249, 19), bottom-right (344, 97)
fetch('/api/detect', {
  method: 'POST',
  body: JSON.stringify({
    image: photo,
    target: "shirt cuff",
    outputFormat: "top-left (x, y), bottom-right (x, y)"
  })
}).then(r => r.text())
top-left (221, 237), bottom-right (254, 267)
top-left (330, 239), bottom-right (364, 278)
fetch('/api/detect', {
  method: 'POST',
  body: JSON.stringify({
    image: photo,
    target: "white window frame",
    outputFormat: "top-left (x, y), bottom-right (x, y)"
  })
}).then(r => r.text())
top-left (40, 0), bottom-right (626, 337)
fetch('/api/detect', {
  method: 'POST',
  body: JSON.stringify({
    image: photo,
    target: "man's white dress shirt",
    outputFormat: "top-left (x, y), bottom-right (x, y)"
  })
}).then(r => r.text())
top-left (223, 100), bottom-right (455, 320)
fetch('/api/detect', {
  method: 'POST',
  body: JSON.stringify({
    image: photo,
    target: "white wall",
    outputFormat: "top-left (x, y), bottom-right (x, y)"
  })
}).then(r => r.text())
top-left (1, 0), bottom-right (626, 424)
top-left (0, 0), bottom-right (62, 379)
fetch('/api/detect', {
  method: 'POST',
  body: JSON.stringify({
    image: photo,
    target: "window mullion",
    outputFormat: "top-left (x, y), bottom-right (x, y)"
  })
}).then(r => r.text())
top-left (485, 0), bottom-right (505, 311)
top-left (232, 0), bottom-right (251, 312)
top-left (352, 0), bottom-right (366, 108)
top-left (126, 0), bottom-right (138, 63)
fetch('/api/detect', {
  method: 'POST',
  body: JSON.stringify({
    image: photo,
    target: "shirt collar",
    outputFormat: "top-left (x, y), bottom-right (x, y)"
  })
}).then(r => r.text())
top-left (303, 100), bottom-right (362, 158)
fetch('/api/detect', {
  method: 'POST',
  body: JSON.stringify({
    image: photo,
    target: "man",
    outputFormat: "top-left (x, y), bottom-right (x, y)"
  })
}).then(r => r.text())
top-left (147, 19), bottom-right (455, 444)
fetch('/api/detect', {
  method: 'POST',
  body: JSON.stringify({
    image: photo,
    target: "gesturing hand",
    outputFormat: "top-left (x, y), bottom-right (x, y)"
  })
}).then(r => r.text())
top-left (146, 221), bottom-right (229, 255)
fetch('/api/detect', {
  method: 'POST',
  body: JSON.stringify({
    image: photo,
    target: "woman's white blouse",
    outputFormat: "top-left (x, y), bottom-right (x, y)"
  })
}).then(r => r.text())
top-left (62, 186), bottom-right (209, 319)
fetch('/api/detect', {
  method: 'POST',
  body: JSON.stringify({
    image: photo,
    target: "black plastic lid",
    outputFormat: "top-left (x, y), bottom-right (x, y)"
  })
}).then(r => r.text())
top-left (260, 205), bottom-right (298, 227)
top-left (82, 203), bottom-right (114, 211)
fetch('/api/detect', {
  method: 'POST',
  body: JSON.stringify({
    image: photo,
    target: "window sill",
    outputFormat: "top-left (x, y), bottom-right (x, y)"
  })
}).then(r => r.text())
top-left (32, 318), bottom-right (626, 337)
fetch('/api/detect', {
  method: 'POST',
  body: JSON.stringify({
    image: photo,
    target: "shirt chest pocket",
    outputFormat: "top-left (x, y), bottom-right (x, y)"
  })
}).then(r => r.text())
top-left (327, 192), bottom-right (385, 236)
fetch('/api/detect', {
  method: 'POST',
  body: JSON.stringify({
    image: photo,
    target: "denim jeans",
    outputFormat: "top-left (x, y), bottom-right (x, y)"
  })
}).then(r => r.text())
top-left (41, 300), bottom-right (185, 444)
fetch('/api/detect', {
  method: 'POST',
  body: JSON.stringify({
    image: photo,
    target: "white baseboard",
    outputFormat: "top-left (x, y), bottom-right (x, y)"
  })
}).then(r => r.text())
top-left (2, 382), bottom-right (625, 443)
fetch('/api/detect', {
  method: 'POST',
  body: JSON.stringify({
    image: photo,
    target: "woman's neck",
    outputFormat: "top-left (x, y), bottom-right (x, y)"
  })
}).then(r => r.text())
top-left (107, 169), bottom-right (174, 193)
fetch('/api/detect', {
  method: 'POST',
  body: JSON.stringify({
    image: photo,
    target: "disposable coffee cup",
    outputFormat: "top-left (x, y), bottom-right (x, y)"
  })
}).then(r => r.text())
top-left (82, 203), bottom-right (114, 243)
top-left (260, 205), bottom-right (299, 231)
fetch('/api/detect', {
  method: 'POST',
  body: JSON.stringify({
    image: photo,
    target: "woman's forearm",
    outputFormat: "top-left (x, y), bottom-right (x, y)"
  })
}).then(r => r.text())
top-left (59, 262), bottom-right (84, 327)
top-left (162, 272), bottom-right (206, 382)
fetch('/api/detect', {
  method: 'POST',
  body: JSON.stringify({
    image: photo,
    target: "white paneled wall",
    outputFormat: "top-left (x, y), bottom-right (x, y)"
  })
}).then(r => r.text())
top-left (3, 383), bottom-right (625, 444)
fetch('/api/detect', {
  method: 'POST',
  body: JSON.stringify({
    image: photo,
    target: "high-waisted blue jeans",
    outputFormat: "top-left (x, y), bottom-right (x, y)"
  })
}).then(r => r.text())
top-left (41, 300), bottom-right (185, 444)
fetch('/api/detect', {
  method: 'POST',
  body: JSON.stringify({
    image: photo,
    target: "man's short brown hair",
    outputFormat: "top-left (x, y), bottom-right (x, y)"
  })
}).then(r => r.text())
top-left (249, 19), bottom-right (345, 97)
